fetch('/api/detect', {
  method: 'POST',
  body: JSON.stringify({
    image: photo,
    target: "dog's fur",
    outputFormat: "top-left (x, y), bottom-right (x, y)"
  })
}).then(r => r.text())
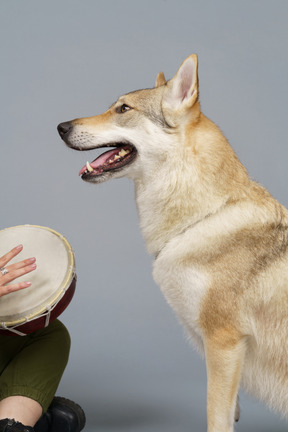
top-left (58, 55), bottom-right (288, 431)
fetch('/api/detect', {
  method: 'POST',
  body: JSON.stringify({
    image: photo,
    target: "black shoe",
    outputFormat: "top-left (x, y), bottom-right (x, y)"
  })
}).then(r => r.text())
top-left (0, 419), bottom-right (34, 432)
top-left (34, 397), bottom-right (85, 432)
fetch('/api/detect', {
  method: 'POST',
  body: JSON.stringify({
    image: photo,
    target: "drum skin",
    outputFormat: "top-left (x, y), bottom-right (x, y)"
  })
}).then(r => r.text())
top-left (0, 277), bottom-right (76, 336)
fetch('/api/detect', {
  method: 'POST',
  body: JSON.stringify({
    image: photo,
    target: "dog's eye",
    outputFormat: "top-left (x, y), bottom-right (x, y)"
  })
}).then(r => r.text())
top-left (116, 104), bottom-right (131, 114)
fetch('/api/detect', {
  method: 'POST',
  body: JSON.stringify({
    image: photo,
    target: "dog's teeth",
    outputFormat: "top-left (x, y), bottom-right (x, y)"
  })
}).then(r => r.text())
top-left (86, 161), bottom-right (94, 172)
top-left (119, 149), bottom-right (128, 157)
top-left (110, 155), bottom-right (120, 163)
top-left (108, 149), bottom-right (130, 165)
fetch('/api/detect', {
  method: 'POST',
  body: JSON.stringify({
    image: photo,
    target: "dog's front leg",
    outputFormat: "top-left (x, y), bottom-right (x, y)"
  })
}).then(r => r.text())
top-left (204, 331), bottom-right (246, 432)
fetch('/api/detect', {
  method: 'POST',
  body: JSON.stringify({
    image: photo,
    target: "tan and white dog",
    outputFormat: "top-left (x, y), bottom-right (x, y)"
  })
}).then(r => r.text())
top-left (58, 55), bottom-right (288, 432)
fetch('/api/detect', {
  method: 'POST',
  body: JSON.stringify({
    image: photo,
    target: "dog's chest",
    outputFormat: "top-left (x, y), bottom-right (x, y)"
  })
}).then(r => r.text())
top-left (153, 256), bottom-right (208, 339)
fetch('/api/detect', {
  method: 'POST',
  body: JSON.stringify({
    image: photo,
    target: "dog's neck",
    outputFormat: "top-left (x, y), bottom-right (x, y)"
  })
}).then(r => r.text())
top-left (135, 172), bottom-right (226, 256)
top-left (134, 114), bottom-right (251, 256)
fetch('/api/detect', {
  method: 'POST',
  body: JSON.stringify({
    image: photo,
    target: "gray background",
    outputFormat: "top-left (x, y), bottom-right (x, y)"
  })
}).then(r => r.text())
top-left (1, 1), bottom-right (288, 431)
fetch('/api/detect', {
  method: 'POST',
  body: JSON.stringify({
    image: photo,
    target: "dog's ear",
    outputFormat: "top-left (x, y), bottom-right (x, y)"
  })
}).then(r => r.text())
top-left (155, 71), bottom-right (166, 87)
top-left (163, 54), bottom-right (199, 111)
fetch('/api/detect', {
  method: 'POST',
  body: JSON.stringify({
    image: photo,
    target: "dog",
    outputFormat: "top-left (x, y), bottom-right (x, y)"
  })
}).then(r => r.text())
top-left (58, 54), bottom-right (288, 432)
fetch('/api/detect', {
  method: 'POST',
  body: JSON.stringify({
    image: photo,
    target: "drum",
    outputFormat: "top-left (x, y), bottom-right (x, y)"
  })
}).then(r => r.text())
top-left (0, 225), bottom-right (76, 336)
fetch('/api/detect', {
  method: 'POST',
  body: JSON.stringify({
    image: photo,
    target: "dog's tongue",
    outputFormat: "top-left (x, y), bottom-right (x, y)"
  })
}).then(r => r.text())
top-left (79, 148), bottom-right (124, 176)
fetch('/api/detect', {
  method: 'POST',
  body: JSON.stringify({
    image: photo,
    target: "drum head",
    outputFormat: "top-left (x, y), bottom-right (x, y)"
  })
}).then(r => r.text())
top-left (0, 225), bottom-right (75, 328)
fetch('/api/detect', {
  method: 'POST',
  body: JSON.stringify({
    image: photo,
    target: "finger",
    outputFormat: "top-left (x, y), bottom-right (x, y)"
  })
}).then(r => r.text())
top-left (0, 263), bottom-right (36, 285)
top-left (0, 245), bottom-right (23, 268)
top-left (6, 257), bottom-right (36, 273)
top-left (0, 281), bottom-right (32, 298)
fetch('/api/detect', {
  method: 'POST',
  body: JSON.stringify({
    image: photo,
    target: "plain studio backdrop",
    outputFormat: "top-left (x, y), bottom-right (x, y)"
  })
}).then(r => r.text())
top-left (1, 1), bottom-right (288, 431)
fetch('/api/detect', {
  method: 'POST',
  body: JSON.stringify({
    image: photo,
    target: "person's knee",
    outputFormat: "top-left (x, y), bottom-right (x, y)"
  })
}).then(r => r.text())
top-left (49, 320), bottom-right (71, 363)
top-left (31, 319), bottom-right (71, 368)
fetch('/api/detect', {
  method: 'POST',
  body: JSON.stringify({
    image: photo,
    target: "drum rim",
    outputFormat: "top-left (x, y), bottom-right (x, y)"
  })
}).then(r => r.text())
top-left (0, 224), bottom-right (75, 328)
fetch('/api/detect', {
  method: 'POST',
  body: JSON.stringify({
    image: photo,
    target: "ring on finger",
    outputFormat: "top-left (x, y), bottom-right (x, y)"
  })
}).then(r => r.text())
top-left (0, 267), bottom-right (9, 276)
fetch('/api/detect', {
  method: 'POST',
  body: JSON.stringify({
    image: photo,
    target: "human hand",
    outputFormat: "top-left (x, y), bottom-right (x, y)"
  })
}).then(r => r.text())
top-left (0, 245), bottom-right (36, 297)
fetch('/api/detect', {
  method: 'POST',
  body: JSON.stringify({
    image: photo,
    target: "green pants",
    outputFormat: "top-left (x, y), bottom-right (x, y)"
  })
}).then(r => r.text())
top-left (0, 319), bottom-right (70, 412)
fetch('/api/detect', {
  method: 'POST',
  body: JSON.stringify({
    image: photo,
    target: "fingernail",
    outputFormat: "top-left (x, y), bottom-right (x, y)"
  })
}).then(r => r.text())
top-left (29, 258), bottom-right (36, 263)
top-left (30, 264), bottom-right (36, 270)
top-left (25, 282), bottom-right (31, 287)
top-left (16, 245), bottom-right (23, 250)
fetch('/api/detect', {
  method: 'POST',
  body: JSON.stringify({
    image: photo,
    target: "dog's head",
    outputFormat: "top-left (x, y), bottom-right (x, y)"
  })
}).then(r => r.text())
top-left (58, 54), bottom-right (200, 184)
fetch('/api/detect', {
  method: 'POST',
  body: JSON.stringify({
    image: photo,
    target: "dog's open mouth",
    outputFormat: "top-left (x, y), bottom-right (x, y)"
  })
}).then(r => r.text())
top-left (79, 143), bottom-right (137, 178)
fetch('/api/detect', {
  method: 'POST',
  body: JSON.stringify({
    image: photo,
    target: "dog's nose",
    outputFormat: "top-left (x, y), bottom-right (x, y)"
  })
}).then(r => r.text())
top-left (57, 121), bottom-right (73, 138)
